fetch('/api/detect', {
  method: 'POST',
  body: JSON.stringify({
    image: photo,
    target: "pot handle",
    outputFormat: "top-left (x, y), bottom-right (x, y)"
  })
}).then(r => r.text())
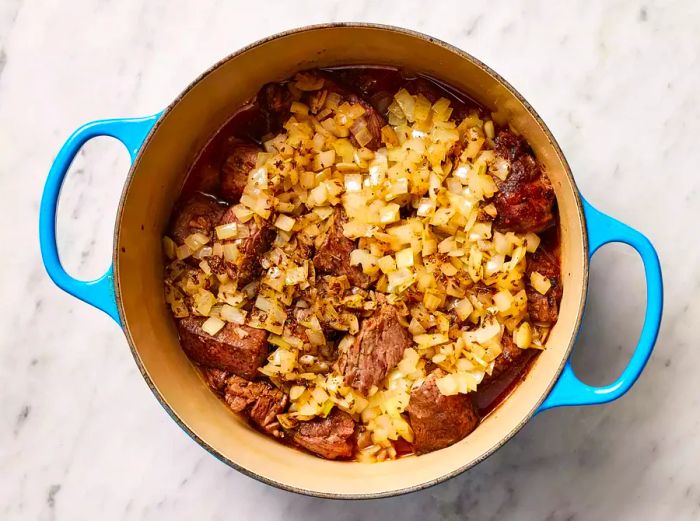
top-left (39, 114), bottom-right (160, 325)
top-left (537, 198), bottom-right (663, 412)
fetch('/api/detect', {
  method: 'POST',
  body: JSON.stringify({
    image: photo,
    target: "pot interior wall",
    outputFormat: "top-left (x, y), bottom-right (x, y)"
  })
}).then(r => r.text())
top-left (115, 25), bottom-right (586, 497)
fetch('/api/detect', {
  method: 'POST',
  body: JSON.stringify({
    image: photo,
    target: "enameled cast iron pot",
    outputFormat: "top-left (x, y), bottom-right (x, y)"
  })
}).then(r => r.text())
top-left (39, 24), bottom-right (663, 499)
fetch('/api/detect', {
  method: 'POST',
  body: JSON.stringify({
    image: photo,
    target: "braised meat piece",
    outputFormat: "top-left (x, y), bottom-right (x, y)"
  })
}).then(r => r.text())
top-left (492, 130), bottom-right (556, 233)
top-left (258, 82), bottom-right (293, 131)
top-left (169, 193), bottom-right (227, 244)
top-left (292, 409), bottom-right (356, 459)
top-left (406, 369), bottom-right (480, 454)
top-left (313, 209), bottom-right (371, 289)
top-left (224, 375), bottom-right (288, 436)
top-left (203, 367), bottom-right (230, 394)
top-left (218, 207), bottom-right (275, 287)
top-left (220, 141), bottom-right (260, 203)
top-left (177, 317), bottom-right (268, 380)
top-left (339, 304), bottom-right (411, 394)
top-left (526, 240), bottom-right (563, 325)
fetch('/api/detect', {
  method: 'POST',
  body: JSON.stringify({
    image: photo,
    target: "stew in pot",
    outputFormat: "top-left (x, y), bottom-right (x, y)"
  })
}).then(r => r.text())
top-left (161, 66), bottom-right (562, 462)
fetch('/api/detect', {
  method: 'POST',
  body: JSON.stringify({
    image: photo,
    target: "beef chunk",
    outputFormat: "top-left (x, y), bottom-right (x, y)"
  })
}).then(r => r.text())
top-left (339, 304), bottom-right (411, 394)
top-left (169, 193), bottom-right (227, 244)
top-left (220, 141), bottom-right (260, 203)
top-left (202, 367), bottom-right (230, 394)
top-left (218, 207), bottom-right (275, 286)
top-left (313, 209), bottom-right (371, 289)
top-left (258, 82), bottom-right (293, 131)
top-left (406, 369), bottom-right (480, 454)
top-left (177, 317), bottom-right (268, 380)
top-left (474, 333), bottom-right (537, 412)
top-left (292, 409), bottom-right (356, 459)
top-left (492, 130), bottom-right (556, 233)
top-left (224, 375), bottom-right (288, 436)
top-left (526, 241), bottom-right (563, 325)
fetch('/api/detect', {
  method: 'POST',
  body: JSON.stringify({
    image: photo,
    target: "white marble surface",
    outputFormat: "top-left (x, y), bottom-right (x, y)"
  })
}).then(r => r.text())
top-left (1, 0), bottom-right (698, 519)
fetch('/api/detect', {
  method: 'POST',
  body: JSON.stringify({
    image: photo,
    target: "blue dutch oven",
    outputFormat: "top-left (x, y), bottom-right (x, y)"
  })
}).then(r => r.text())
top-left (38, 24), bottom-right (663, 498)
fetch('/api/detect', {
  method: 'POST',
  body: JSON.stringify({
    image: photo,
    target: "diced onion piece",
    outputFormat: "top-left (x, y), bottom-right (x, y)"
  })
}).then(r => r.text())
top-left (162, 236), bottom-right (177, 259)
top-left (413, 333), bottom-right (449, 348)
top-left (493, 289), bottom-right (514, 313)
top-left (344, 173), bottom-right (363, 193)
top-left (530, 271), bottom-right (552, 295)
top-left (193, 289), bottom-right (217, 316)
top-left (387, 268), bottom-right (414, 293)
top-left (422, 289), bottom-right (443, 311)
top-left (350, 249), bottom-right (378, 274)
top-left (223, 243), bottom-right (239, 263)
top-left (514, 322), bottom-right (533, 348)
top-left (524, 232), bottom-right (541, 253)
top-left (289, 385), bottom-right (305, 401)
top-left (285, 265), bottom-right (308, 285)
top-left (484, 120), bottom-right (495, 139)
top-left (184, 232), bottom-right (210, 251)
top-left (220, 304), bottom-right (246, 324)
top-left (176, 244), bottom-right (192, 260)
top-left (215, 222), bottom-right (239, 240)
top-left (395, 248), bottom-right (414, 269)
top-left (394, 89), bottom-right (416, 122)
top-left (201, 316), bottom-right (225, 336)
top-left (454, 298), bottom-right (474, 321)
top-left (274, 214), bottom-right (296, 232)
top-left (379, 203), bottom-right (400, 224)
top-left (314, 150), bottom-right (336, 171)
top-left (378, 255), bottom-right (397, 274)
top-left (436, 373), bottom-right (459, 396)
top-left (198, 260), bottom-right (212, 275)
top-left (416, 198), bottom-right (436, 217)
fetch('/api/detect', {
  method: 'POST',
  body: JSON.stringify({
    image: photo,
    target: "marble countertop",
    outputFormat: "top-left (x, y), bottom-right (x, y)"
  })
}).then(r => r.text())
top-left (1, 0), bottom-right (698, 519)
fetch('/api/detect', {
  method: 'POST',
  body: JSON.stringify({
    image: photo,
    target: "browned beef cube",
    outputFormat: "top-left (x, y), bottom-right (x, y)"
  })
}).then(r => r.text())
top-left (220, 141), bottom-right (260, 203)
top-left (169, 193), bottom-right (227, 244)
top-left (313, 209), bottom-right (371, 289)
top-left (339, 304), bottom-right (411, 394)
top-left (258, 82), bottom-right (293, 131)
top-left (292, 409), bottom-right (356, 460)
top-left (177, 317), bottom-right (268, 380)
top-left (224, 375), bottom-right (288, 436)
top-left (526, 241), bottom-right (563, 325)
top-left (492, 130), bottom-right (556, 233)
top-left (406, 369), bottom-right (480, 454)
top-left (202, 367), bottom-right (230, 394)
top-left (218, 207), bottom-right (275, 286)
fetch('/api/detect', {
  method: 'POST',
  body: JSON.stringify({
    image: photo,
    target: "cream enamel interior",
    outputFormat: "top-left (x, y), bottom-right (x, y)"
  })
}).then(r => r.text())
top-left (114, 25), bottom-right (587, 498)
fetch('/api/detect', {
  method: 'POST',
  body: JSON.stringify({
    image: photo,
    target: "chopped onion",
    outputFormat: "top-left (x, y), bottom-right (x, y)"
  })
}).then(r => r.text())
top-left (216, 222), bottom-right (239, 240)
top-left (514, 322), bottom-right (532, 348)
top-left (176, 244), bottom-right (192, 260)
top-left (201, 316), bottom-right (225, 335)
top-left (274, 214), bottom-right (296, 232)
top-left (220, 304), bottom-right (246, 324)
top-left (530, 271), bottom-right (552, 294)
top-left (162, 236), bottom-right (177, 259)
top-left (395, 248), bottom-right (414, 269)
